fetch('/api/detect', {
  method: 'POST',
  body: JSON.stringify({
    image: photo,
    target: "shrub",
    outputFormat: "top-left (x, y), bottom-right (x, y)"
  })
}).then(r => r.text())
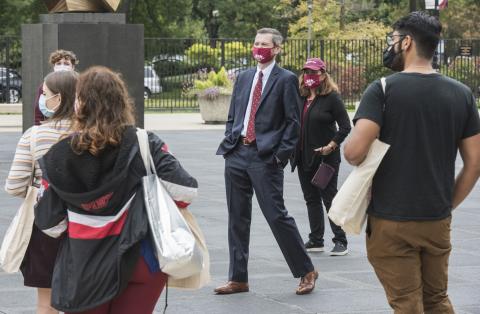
top-left (224, 41), bottom-right (251, 68)
top-left (185, 43), bottom-right (220, 69)
top-left (363, 63), bottom-right (393, 87)
top-left (190, 67), bottom-right (233, 100)
top-left (441, 56), bottom-right (480, 95)
top-left (329, 63), bottom-right (365, 101)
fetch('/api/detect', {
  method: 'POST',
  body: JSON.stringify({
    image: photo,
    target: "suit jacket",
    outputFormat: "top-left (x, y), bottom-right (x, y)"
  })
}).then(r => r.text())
top-left (216, 64), bottom-right (302, 165)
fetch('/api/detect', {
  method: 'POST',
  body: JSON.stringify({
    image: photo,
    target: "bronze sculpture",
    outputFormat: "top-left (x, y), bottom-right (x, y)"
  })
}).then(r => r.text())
top-left (43, 0), bottom-right (121, 13)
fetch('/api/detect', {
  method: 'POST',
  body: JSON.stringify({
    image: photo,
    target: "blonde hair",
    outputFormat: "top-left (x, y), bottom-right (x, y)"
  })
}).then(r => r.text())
top-left (299, 72), bottom-right (339, 97)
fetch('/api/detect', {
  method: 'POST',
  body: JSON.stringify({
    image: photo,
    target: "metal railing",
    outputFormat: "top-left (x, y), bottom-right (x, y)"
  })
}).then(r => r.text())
top-left (144, 38), bottom-right (480, 111)
top-left (0, 36), bottom-right (22, 104)
top-left (1, 36), bottom-right (479, 110)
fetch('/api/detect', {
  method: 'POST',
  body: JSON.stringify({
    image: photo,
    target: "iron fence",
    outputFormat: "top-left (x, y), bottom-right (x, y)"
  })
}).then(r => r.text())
top-left (0, 36), bottom-right (22, 104)
top-left (1, 36), bottom-right (479, 109)
top-left (144, 38), bottom-right (480, 111)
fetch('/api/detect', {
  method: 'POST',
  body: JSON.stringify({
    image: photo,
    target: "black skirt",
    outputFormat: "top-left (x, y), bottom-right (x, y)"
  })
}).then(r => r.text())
top-left (20, 223), bottom-right (63, 288)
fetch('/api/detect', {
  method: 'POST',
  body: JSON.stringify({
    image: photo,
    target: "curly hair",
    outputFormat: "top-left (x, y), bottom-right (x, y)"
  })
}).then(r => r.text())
top-left (71, 66), bottom-right (136, 156)
top-left (49, 49), bottom-right (79, 66)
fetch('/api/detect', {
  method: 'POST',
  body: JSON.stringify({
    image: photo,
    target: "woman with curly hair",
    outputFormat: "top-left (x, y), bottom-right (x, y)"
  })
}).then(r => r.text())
top-left (34, 66), bottom-right (198, 313)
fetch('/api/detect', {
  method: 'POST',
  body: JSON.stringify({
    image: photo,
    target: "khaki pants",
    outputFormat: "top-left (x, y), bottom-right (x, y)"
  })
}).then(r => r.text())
top-left (366, 215), bottom-right (455, 314)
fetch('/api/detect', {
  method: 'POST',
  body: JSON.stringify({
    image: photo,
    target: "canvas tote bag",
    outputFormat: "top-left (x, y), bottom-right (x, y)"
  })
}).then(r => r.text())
top-left (0, 127), bottom-right (39, 273)
top-left (328, 77), bottom-right (390, 235)
top-left (168, 208), bottom-right (211, 289)
top-left (136, 129), bottom-right (203, 279)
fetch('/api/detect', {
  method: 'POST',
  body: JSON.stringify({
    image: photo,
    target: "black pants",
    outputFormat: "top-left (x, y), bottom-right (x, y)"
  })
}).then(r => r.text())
top-left (297, 161), bottom-right (347, 246)
top-left (224, 143), bottom-right (314, 282)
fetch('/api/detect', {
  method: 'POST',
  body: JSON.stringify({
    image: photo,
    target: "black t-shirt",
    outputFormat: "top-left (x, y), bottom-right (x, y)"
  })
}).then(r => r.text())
top-left (354, 72), bottom-right (480, 221)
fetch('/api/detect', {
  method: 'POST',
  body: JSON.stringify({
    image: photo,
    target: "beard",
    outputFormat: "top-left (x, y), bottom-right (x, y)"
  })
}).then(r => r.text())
top-left (390, 51), bottom-right (405, 72)
top-left (383, 43), bottom-right (405, 72)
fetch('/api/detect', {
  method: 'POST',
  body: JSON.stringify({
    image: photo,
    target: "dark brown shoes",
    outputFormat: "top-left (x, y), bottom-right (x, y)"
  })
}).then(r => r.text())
top-left (214, 272), bottom-right (317, 295)
top-left (296, 270), bottom-right (319, 295)
top-left (214, 281), bottom-right (249, 294)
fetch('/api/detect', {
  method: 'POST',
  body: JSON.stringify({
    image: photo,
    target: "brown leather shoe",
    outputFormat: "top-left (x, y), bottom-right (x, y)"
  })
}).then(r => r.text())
top-left (214, 281), bottom-right (249, 294)
top-left (296, 270), bottom-right (318, 295)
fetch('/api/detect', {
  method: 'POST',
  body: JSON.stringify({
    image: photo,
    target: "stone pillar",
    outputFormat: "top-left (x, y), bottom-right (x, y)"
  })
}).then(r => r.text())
top-left (22, 13), bottom-right (144, 131)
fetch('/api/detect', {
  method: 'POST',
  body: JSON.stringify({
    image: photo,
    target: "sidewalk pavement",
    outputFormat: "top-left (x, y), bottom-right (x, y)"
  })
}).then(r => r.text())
top-left (0, 112), bottom-right (226, 132)
top-left (0, 115), bottom-right (479, 314)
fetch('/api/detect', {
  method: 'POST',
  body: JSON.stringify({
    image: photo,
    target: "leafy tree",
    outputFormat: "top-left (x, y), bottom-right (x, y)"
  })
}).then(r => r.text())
top-left (129, 0), bottom-right (205, 38)
top-left (192, 0), bottom-right (298, 39)
top-left (0, 0), bottom-right (47, 35)
top-left (440, 0), bottom-right (480, 38)
top-left (288, 0), bottom-right (340, 39)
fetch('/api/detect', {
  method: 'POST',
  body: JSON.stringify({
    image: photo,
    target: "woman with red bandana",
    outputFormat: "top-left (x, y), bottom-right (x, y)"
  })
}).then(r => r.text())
top-left (292, 58), bottom-right (351, 256)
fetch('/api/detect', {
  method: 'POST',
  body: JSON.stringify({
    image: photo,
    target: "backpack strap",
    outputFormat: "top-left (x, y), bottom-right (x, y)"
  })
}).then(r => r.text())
top-left (29, 126), bottom-right (38, 186)
top-left (380, 77), bottom-right (387, 112)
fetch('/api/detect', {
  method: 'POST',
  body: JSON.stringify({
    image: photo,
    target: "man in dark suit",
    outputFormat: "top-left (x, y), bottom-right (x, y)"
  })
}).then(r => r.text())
top-left (215, 28), bottom-right (318, 295)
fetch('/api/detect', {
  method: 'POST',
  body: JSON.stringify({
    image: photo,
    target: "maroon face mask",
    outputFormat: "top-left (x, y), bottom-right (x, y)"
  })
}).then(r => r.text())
top-left (252, 47), bottom-right (275, 64)
top-left (303, 74), bottom-right (322, 88)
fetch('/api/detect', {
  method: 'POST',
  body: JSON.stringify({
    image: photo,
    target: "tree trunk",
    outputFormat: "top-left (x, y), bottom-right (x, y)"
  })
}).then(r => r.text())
top-left (409, 0), bottom-right (417, 12)
top-left (339, 0), bottom-right (345, 31)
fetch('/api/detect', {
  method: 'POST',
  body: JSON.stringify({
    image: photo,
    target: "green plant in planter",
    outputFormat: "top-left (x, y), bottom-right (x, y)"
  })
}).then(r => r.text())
top-left (192, 67), bottom-right (233, 100)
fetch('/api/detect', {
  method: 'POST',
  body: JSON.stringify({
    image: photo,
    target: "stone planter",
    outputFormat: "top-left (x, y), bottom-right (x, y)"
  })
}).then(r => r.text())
top-left (198, 94), bottom-right (231, 124)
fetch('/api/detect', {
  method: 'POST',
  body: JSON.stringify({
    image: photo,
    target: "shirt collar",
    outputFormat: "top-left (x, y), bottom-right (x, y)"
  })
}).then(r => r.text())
top-left (256, 60), bottom-right (276, 78)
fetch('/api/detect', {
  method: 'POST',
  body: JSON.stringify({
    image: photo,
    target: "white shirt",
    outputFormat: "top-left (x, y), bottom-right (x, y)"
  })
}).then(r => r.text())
top-left (241, 61), bottom-right (276, 136)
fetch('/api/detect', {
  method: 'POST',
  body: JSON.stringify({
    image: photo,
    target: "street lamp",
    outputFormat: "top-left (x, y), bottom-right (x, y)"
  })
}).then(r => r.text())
top-left (307, 0), bottom-right (313, 58)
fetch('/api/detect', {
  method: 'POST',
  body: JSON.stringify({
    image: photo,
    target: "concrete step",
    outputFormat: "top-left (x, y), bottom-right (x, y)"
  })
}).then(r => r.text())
top-left (0, 103), bottom-right (22, 114)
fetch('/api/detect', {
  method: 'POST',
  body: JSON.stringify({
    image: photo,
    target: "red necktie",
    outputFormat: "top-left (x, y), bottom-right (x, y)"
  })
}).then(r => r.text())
top-left (246, 71), bottom-right (263, 142)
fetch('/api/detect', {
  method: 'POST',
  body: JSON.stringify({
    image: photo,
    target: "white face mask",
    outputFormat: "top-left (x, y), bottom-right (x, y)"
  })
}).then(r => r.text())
top-left (54, 64), bottom-right (73, 72)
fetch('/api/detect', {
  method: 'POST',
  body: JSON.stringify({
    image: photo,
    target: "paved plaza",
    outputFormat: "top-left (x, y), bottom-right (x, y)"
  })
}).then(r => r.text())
top-left (0, 114), bottom-right (479, 314)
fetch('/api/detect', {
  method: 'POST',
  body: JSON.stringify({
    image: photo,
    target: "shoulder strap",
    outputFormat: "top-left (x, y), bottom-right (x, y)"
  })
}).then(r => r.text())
top-left (29, 126), bottom-right (38, 185)
top-left (380, 77), bottom-right (387, 111)
top-left (30, 126), bottom-right (37, 173)
top-left (136, 128), bottom-right (156, 175)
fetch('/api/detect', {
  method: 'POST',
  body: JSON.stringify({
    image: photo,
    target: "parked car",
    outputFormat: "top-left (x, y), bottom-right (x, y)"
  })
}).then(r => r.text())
top-left (152, 54), bottom-right (191, 77)
top-left (0, 67), bottom-right (22, 103)
top-left (152, 54), bottom-right (185, 64)
top-left (144, 65), bottom-right (162, 99)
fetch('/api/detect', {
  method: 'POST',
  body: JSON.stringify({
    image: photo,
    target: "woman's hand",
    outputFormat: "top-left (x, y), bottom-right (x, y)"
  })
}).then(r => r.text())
top-left (314, 143), bottom-right (336, 155)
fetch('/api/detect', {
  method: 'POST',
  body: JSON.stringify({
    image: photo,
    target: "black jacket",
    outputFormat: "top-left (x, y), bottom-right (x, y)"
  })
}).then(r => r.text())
top-left (34, 126), bottom-right (198, 312)
top-left (292, 92), bottom-right (351, 171)
top-left (216, 64), bottom-right (302, 165)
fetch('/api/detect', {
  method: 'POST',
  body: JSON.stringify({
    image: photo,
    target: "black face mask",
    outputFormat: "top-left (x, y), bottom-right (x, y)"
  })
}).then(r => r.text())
top-left (383, 41), bottom-right (405, 72)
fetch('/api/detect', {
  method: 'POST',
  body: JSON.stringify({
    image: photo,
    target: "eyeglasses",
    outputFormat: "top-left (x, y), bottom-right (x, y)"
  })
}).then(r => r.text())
top-left (386, 32), bottom-right (407, 46)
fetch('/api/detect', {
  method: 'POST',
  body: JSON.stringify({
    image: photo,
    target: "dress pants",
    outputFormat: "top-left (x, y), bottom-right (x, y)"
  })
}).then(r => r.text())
top-left (297, 161), bottom-right (347, 246)
top-left (225, 143), bottom-right (314, 282)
